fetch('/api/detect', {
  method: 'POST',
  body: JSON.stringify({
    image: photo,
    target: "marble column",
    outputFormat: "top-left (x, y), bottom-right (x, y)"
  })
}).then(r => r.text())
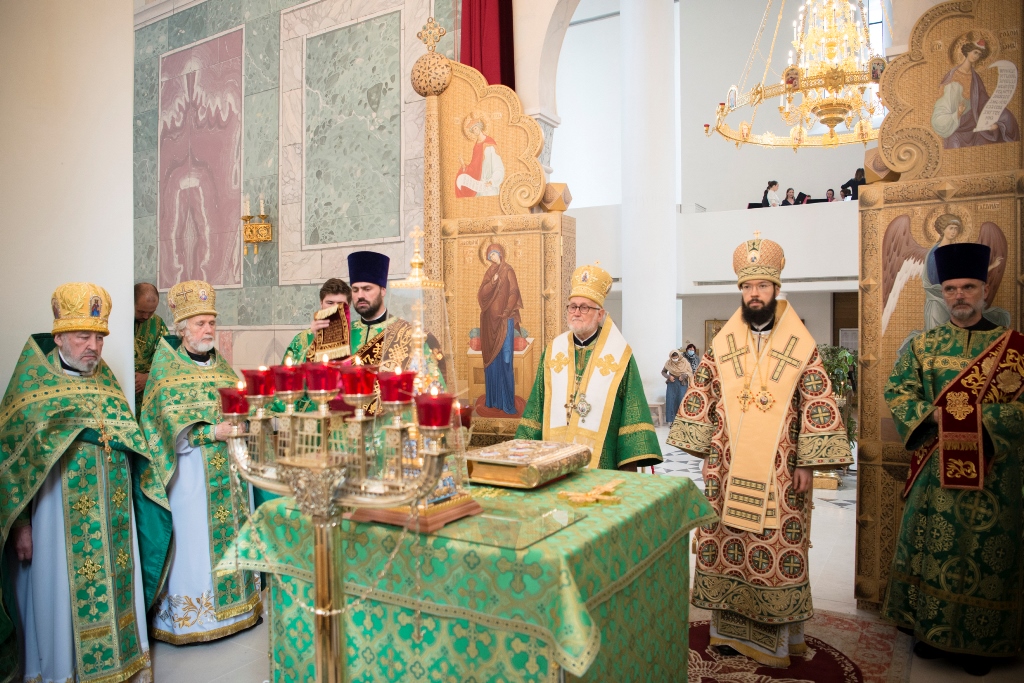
top-left (620, 0), bottom-right (677, 405)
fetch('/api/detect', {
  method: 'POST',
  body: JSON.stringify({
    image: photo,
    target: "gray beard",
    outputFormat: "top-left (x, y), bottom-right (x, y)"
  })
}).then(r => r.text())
top-left (950, 301), bottom-right (984, 323)
top-left (62, 352), bottom-right (99, 374)
top-left (184, 330), bottom-right (216, 354)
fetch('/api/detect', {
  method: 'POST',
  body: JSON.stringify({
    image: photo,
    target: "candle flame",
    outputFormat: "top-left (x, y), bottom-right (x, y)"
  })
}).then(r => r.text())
top-left (352, 355), bottom-right (363, 366)
top-left (284, 357), bottom-right (293, 367)
top-left (237, 380), bottom-right (245, 391)
top-left (322, 353), bottom-right (329, 363)
top-left (430, 385), bottom-right (439, 397)
top-left (258, 365), bottom-right (268, 371)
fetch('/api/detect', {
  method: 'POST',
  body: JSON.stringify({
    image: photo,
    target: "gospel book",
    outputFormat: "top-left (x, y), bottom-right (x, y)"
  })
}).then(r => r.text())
top-left (465, 439), bottom-right (590, 489)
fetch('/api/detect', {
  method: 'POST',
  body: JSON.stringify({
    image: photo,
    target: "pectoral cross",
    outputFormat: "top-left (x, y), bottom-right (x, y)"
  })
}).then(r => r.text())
top-left (721, 334), bottom-right (749, 378)
top-left (738, 388), bottom-right (754, 412)
top-left (770, 335), bottom-right (802, 382)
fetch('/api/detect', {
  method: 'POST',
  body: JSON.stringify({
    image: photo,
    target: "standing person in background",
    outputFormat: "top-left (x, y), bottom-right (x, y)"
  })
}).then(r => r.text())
top-left (825, 189), bottom-right (836, 202)
top-left (662, 348), bottom-right (694, 423)
top-left (134, 282), bottom-right (167, 414)
top-left (841, 168), bottom-right (866, 200)
top-left (762, 181), bottom-right (780, 207)
top-left (841, 187), bottom-right (853, 201)
top-left (684, 342), bottom-right (700, 372)
top-left (781, 188), bottom-right (797, 206)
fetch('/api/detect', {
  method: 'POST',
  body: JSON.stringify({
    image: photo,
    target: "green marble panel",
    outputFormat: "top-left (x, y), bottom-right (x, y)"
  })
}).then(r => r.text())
top-left (216, 289), bottom-right (241, 326)
top-left (134, 216), bottom-right (157, 248)
top-left (135, 240), bottom-right (157, 284)
top-left (242, 0), bottom-right (274, 22)
top-left (134, 148), bottom-right (157, 219)
top-left (238, 286), bottom-right (274, 326)
top-left (242, 175), bottom-right (279, 287)
top-left (245, 14), bottom-right (280, 96)
top-left (244, 89), bottom-right (279, 180)
top-left (273, 285), bottom-right (320, 326)
top-left (134, 58), bottom-right (158, 115)
top-left (134, 109), bottom-right (158, 156)
top-left (155, 292), bottom-right (171, 328)
top-left (205, 0), bottom-right (244, 35)
top-left (135, 20), bottom-right (168, 62)
top-left (304, 11), bottom-right (401, 246)
top-left (434, 0), bottom-right (458, 60)
top-left (168, 4), bottom-right (209, 50)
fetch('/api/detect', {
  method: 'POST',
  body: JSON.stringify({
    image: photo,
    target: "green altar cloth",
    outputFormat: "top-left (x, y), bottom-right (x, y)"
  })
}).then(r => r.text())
top-left (218, 469), bottom-right (714, 682)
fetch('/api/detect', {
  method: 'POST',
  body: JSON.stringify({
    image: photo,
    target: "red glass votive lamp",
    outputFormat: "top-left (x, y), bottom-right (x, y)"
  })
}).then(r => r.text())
top-left (340, 365), bottom-right (377, 397)
top-left (327, 396), bottom-right (356, 416)
top-left (241, 367), bottom-right (275, 396)
top-left (218, 386), bottom-right (250, 415)
top-left (271, 363), bottom-right (305, 393)
top-left (458, 402), bottom-right (473, 430)
top-left (304, 362), bottom-right (341, 393)
top-left (378, 370), bottom-right (415, 403)
top-left (415, 391), bottom-right (455, 428)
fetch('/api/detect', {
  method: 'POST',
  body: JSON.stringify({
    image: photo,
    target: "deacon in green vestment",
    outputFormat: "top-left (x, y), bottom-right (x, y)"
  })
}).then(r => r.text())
top-left (884, 243), bottom-right (1024, 677)
top-left (133, 282), bottom-right (167, 413)
top-left (139, 279), bottom-right (261, 644)
top-left (282, 278), bottom-right (352, 365)
top-left (0, 283), bottom-right (171, 683)
top-left (516, 263), bottom-right (662, 470)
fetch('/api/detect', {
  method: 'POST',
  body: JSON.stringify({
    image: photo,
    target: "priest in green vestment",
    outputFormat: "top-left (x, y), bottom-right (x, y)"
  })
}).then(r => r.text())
top-left (282, 278), bottom-right (352, 365)
top-left (139, 279), bottom-right (261, 644)
top-left (0, 283), bottom-right (171, 683)
top-left (133, 282), bottom-right (166, 413)
top-left (884, 243), bottom-right (1024, 677)
top-left (516, 263), bottom-right (662, 471)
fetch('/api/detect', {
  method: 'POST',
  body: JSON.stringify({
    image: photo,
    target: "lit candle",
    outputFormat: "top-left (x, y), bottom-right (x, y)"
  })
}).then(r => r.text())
top-left (379, 369), bottom-right (415, 402)
top-left (218, 383), bottom-right (250, 414)
top-left (259, 193), bottom-right (265, 216)
top-left (415, 388), bottom-right (455, 428)
top-left (304, 360), bottom-right (341, 393)
top-left (241, 366), bottom-right (275, 396)
top-left (272, 357), bottom-right (305, 393)
top-left (340, 364), bottom-right (378, 396)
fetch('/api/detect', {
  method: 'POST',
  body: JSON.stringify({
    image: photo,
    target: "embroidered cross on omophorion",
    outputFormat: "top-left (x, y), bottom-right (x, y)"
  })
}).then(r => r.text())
top-left (770, 335), bottom-right (802, 382)
top-left (721, 333), bottom-right (749, 378)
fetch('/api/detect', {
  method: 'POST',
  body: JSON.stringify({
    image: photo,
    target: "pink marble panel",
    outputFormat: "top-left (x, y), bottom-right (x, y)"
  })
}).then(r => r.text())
top-left (219, 31), bottom-right (243, 63)
top-left (158, 30), bottom-right (243, 289)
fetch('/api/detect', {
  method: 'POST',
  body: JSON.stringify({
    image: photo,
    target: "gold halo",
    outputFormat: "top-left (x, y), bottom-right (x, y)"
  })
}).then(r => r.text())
top-left (924, 204), bottom-right (975, 244)
top-left (948, 30), bottom-right (999, 68)
top-left (462, 110), bottom-right (492, 140)
top-left (478, 240), bottom-right (506, 266)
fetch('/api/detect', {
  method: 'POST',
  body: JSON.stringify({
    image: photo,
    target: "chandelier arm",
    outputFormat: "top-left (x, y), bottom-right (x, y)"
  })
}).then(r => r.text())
top-left (751, 0), bottom-right (786, 130)
top-left (739, 0), bottom-right (774, 93)
top-left (857, 0), bottom-right (872, 56)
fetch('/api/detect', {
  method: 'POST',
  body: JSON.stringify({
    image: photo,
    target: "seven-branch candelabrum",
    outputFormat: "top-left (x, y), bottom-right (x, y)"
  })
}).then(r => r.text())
top-left (221, 359), bottom-right (456, 517)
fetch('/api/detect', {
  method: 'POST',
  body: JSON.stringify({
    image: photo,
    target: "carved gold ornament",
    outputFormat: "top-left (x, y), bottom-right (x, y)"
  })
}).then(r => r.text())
top-left (995, 369), bottom-right (1022, 395)
top-left (944, 391), bottom-right (974, 421)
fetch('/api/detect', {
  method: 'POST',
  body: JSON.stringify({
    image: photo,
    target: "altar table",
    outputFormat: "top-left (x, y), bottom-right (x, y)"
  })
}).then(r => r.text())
top-left (219, 468), bottom-right (714, 682)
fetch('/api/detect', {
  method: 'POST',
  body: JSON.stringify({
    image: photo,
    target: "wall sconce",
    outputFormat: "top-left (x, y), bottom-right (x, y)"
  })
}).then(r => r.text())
top-left (242, 194), bottom-right (272, 255)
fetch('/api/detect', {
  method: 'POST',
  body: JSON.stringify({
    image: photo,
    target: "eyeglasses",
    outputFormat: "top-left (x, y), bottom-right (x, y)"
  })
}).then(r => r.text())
top-left (566, 304), bottom-right (602, 315)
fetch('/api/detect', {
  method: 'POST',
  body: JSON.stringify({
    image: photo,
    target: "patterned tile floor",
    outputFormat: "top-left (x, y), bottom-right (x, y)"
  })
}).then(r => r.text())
top-left (152, 429), bottom-right (1022, 682)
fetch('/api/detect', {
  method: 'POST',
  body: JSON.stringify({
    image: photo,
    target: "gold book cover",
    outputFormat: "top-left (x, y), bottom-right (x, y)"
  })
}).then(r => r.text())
top-left (310, 304), bottom-right (351, 360)
top-left (465, 439), bottom-right (590, 489)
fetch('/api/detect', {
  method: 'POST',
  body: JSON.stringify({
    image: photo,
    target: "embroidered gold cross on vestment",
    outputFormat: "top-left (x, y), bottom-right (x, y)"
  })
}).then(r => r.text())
top-left (770, 335), bottom-right (802, 382)
top-left (721, 334), bottom-right (748, 378)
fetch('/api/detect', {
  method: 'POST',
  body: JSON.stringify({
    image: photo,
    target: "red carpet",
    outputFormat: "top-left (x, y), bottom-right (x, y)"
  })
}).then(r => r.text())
top-left (688, 620), bottom-right (863, 683)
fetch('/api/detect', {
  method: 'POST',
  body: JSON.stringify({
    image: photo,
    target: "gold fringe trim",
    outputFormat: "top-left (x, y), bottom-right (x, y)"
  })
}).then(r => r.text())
top-left (151, 602), bottom-right (261, 645)
top-left (215, 586), bottom-right (263, 620)
top-left (709, 634), bottom-right (791, 668)
top-left (79, 652), bottom-right (150, 683)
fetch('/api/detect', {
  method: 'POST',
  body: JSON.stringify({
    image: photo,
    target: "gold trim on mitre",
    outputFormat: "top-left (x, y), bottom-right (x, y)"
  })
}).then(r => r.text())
top-left (51, 282), bottom-right (112, 335)
top-left (733, 234), bottom-right (785, 287)
top-left (168, 280), bottom-right (218, 325)
top-left (570, 263), bottom-right (613, 307)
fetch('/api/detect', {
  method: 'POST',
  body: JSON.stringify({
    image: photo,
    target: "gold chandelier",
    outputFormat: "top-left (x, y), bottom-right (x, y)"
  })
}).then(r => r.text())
top-left (706, 0), bottom-right (886, 150)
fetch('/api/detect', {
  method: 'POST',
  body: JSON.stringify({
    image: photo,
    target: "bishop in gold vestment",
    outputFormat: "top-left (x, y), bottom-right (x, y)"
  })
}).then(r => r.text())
top-left (668, 236), bottom-right (852, 667)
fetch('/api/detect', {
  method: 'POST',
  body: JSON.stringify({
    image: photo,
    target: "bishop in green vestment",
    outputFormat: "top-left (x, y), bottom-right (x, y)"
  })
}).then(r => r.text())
top-left (0, 283), bottom-right (171, 683)
top-left (133, 282), bottom-right (166, 413)
top-left (516, 263), bottom-right (662, 470)
top-left (139, 280), bottom-right (261, 644)
top-left (884, 243), bottom-right (1024, 676)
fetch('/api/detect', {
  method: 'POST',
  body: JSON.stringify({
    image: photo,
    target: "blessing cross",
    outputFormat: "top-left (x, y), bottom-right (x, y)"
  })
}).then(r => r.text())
top-left (417, 18), bottom-right (446, 52)
top-left (558, 479), bottom-right (624, 505)
top-left (770, 335), bottom-right (802, 382)
top-left (721, 334), bottom-right (748, 378)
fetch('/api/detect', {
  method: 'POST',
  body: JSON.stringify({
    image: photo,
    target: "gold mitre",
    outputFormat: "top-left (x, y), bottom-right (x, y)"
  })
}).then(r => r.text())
top-left (570, 262), bottom-right (613, 306)
top-left (733, 233), bottom-right (785, 287)
top-left (168, 280), bottom-right (217, 324)
top-left (51, 282), bottom-right (112, 336)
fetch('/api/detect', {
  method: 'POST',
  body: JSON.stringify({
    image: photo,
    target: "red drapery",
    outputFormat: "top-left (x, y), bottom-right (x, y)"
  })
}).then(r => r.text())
top-left (460, 0), bottom-right (515, 89)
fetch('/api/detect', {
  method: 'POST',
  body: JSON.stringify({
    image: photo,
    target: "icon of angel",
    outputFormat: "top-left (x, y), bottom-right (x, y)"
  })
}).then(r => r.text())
top-left (881, 213), bottom-right (1008, 337)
